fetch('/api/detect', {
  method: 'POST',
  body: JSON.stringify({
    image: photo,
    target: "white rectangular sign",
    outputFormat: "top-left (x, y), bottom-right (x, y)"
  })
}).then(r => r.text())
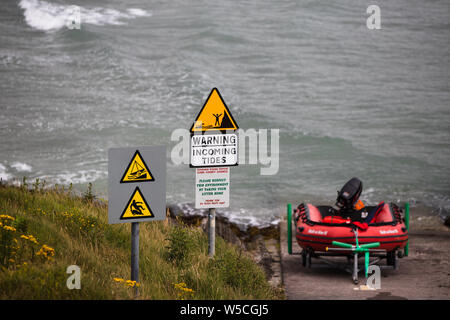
top-left (190, 133), bottom-right (238, 167)
top-left (195, 167), bottom-right (230, 208)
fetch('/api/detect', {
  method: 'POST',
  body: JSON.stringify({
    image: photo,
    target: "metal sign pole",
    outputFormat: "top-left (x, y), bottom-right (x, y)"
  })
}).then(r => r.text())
top-left (131, 222), bottom-right (139, 298)
top-left (108, 146), bottom-right (166, 300)
top-left (208, 208), bottom-right (216, 257)
top-left (189, 88), bottom-right (239, 259)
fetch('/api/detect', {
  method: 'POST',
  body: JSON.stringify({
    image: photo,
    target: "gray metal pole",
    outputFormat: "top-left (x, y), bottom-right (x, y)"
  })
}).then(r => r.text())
top-left (353, 252), bottom-right (358, 284)
top-left (131, 222), bottom-right (139, 298)
top-left (208, 208), bottom-right (216, 257)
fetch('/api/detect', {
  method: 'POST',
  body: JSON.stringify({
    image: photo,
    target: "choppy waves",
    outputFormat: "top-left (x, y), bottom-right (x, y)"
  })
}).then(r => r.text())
top-left (0, 162), bottom-right (104, 187)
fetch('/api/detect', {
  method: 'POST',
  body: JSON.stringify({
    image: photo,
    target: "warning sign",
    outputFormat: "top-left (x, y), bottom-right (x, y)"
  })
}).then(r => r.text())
top-left (190, 133), bottom-right (238, 167)
top-left (190, 88), bottom-right (239, 133)
top-left (108, 146), bottom-right (166, 224)
top-left (120, 187), bottom-right (154, 220)
top-left (195, 167), bottom-right (230, 208)
top-left (120, 150), bottom-right (154, 183)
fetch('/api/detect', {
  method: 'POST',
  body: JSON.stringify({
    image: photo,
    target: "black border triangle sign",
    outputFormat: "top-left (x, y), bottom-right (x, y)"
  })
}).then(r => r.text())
top-left (189, 88), bottom-right (239, 133)
top-left (120, 150), bottom-right (155, 184)
top-left (120, 187), bottom-right (155, 220)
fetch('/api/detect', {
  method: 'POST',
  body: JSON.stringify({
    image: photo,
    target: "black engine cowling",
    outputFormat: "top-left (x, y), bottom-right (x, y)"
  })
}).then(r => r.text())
top-left (336, 177), bottom-right (363, 210)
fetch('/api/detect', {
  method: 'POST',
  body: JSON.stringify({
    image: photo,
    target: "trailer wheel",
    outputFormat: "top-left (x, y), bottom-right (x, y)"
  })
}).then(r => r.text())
top-left (301, 250), bottom-right (307, 267)
top-left (387, 251), bottom-right (398, 269)
top-left (304, 249), bottom-right (312, 268)
top-left (307, 251), bottom-right (312, 268)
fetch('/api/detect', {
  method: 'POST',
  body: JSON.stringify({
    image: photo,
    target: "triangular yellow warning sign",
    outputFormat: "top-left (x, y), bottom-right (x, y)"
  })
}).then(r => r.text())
top-left (120, 150), bottom-right (154, 183)
top-left (120, 187), bottom-right (154, 220)
top-left (190, 88), bottom-right (239, 132)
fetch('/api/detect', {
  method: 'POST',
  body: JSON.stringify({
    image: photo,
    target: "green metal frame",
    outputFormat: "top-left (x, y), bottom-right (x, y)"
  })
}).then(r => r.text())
top-left (404, 202), bottom-right (410, 256)
top-left (331, 240), bottom-right (380, 278)
top-left (287, 203), bottom-right (292, 255)
top-left (327, 228), bottom-right (383, 281)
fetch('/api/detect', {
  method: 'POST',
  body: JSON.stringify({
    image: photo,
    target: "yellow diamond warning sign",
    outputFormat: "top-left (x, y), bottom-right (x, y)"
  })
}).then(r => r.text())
top-left (120, 150), bottom-right (154, 183)
top-left (190, 88), bottom-right (239, 133)
top-left (120, 187), bottom-right (154, 220)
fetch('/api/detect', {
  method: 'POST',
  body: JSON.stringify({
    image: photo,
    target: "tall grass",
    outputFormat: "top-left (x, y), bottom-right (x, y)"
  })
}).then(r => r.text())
top-left (0, 181), bottom-right (282, 300)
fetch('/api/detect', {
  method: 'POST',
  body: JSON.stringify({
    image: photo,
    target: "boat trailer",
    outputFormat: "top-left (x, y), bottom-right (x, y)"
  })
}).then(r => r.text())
top-left (286, 203), bottom-right (410, 284)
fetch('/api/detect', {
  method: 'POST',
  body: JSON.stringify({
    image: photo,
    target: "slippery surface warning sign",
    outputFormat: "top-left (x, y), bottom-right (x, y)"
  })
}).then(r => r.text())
top-left (120, 187), bottom-right (154, 220)
top-left (195, 167), bottom-right (230, 209)
top-left (108, 146), bottom-right (166, 224)
top-left (190, 88), bottom-right (238, 133)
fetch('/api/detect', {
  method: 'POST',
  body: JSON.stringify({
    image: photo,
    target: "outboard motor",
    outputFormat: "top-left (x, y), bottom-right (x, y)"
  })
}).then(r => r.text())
top-left (336, 177), bottom-right (363, 212)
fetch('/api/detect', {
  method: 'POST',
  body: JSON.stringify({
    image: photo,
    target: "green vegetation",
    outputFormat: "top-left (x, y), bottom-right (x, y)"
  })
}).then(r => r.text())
top-left (0, 180), bottom-right (282, 300)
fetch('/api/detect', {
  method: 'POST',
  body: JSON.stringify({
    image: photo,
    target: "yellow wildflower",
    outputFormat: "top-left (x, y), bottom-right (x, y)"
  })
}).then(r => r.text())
top-left (3, 225), bottom-right (16, 232)
top-left (21, 234), bottom-right (39, 244)
top-left (0, 214), bottom-right (15, 221)
top-left (114, 278), bottom-right (140, 288)
top-left (125, 280), bottom-right (140, 288)
top-left (173, 282), bottom-right (195, 299)
top-left (36, 244), bottom-right (55, 260)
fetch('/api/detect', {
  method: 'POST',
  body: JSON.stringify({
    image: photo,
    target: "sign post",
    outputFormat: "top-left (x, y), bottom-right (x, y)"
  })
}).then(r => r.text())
top-left (131, 222), bottom-right (139, 297)
top-left (108, 145), bottom-right (166, 298)
top-left (208, 208), bottom-right (216, 257)
top-left (190, 88), bottom-right (238, 257)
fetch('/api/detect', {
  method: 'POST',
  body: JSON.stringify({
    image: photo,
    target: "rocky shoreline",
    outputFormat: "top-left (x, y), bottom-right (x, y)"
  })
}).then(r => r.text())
top-left (167, 204), bottom-right (283, 289)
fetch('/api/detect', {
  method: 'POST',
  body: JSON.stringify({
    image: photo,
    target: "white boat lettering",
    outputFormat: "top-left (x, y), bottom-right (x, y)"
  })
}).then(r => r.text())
top-left (379, 229), bottom-right (398, 235)
top-left (308, 229), bottom-right (328, 236)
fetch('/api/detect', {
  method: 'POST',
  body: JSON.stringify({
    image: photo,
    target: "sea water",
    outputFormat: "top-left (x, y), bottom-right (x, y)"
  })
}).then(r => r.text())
top-left (1, 0), bottom-right (449, 227)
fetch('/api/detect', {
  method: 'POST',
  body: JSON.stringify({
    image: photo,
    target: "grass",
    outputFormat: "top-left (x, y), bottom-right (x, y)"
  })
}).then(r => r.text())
top-left (0, 180), bottom-right (282, 300)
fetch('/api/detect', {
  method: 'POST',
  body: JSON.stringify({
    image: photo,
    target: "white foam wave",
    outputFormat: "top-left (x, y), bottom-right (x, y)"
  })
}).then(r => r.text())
top-left (0, 164), bottom-right (13, 181)
top-left (11, 162), bottom-right (32, 172)
top-left (126, 8), bottom-right (150, 17)
top-left (19, 0), bottom-right (151, 31)
top-left (45, 170), bottom-right (106, 185)
top-left (174, 203), bottom-right (277, 230)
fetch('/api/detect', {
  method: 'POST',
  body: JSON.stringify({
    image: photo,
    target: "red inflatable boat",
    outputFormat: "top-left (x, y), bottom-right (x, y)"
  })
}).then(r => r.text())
top-left (289, 178), bottom-right (409, 283)
top-left (294, 202), bottom-right (408, 253)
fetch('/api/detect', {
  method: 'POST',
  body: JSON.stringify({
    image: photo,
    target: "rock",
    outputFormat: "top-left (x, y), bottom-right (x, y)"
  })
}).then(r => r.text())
top-left (439, 209), bottom-right (450, 227)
